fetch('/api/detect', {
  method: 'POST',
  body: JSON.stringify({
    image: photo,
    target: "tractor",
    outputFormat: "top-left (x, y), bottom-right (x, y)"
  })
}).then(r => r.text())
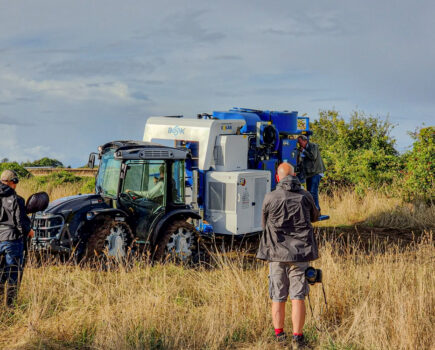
top-left (31, 141), bottom-right (205, 263)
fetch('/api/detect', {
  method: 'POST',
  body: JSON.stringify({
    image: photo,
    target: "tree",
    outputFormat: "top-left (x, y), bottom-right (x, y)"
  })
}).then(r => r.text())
top-left (402, 127), bottom-right (435, 201)
top-left (21, 157), bottom-right (64, 168)
top-left (309, 110), bottom-right (402, 193)
top-left (0, 162), bottom-right (31, 178)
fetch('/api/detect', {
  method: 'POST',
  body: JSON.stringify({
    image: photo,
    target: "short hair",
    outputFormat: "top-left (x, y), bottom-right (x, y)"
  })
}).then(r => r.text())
top-left (297, 135), bottom-right (308, 141)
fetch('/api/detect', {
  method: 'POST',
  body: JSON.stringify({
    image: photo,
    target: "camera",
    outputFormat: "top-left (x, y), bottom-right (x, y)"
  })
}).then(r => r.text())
top-left (305, 267), bottom-right (322, 285)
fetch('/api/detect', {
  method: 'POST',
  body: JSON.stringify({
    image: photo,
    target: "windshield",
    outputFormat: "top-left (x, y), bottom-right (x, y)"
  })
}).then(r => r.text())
top-left (95, 149), bottom-right (122, 197)
top-left (122, 160), bottom-right (166, 205)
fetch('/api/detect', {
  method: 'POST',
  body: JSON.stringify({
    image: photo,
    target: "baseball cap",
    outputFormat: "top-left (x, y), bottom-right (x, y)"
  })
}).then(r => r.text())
top-left (1, 169), bottom-right (19, 183)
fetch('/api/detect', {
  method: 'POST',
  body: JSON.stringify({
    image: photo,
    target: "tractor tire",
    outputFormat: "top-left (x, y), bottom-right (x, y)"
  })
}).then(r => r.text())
top-left (154, 220), bottom-right (208, 265)
top-left (83, 216), bottom-right (134, 263)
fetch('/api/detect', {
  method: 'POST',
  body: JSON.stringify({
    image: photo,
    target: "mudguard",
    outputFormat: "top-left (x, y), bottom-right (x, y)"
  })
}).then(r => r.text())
top-left (151, 209), bottom-right (201, 245)
top-left (87, 207), bottom-right (129, 221)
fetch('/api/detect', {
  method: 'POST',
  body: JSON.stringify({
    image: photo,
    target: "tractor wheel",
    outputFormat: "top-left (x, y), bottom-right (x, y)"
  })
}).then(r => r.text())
top-left (83, 216), bottom-right (134, 263)
top-left (154, 220), bottom-right (208, 265)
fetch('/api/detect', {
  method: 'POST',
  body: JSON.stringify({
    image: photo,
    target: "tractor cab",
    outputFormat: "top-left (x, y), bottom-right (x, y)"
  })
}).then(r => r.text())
top-left (90, 141), bottom-right (191, 241)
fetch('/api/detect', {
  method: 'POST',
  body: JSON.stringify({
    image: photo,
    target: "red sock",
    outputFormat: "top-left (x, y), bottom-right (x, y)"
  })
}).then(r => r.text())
top-left (275, 328), bottom-right (284, 336)
top-left (293, 333), bottom-right (303, 337)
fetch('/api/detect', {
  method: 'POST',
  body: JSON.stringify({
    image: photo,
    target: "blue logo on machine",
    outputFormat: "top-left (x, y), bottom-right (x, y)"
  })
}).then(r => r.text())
top-left (168, 126), bottom-right (185, 136)
top-left (221, 124), bottom-right (233, 131)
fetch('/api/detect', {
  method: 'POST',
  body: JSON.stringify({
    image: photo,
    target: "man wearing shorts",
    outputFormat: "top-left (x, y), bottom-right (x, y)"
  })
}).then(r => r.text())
top-left (257, 162), bottom-right (319, 349)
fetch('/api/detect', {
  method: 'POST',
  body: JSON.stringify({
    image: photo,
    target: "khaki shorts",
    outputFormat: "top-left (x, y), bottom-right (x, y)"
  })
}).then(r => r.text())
top-left (268, 261), bottom-right (309, 302)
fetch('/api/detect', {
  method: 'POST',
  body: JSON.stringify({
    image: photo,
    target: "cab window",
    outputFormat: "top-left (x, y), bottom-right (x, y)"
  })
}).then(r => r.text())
top-left (122, 160), bottom-right (166, 205)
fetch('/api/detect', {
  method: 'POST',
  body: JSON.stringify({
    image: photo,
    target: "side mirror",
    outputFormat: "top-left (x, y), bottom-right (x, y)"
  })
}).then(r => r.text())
top-left (88, 153), bottom-right (96, 169)
top-left (26, 192), bottom-right (50, 214)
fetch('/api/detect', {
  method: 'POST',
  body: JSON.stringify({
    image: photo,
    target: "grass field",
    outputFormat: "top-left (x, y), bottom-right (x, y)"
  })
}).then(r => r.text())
top-left (0, 179), bottom-right (433, 349)
top-left (15, 177), bottom-right (435, 230)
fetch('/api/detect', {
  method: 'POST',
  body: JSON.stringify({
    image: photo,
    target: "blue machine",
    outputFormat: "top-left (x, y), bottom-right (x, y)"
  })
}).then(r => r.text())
top-left (144, 107), bottom-right (328, 237)
top-left (211, 107), bottom-right (311, 189)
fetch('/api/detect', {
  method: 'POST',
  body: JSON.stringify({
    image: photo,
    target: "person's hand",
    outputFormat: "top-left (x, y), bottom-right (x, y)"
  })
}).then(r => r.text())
top-left (28, 229), bottom-right (35, 238)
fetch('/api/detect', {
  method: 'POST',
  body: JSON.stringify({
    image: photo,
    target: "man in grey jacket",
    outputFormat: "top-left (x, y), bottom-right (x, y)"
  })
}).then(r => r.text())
top-left (0, 170), bottom-right (33, 306)
top-left (257, 162), bottom-right (319, 349)
top-left (297, 135), bottom-right (325, 212)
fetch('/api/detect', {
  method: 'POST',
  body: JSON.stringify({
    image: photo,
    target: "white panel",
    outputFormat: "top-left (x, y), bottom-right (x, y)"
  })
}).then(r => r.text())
top-left (213, 135), bottom-right (249, 171)
top-left (205, 170), bottom-right (271, 236)
top-left (143, 117), bottom-right (245, 171)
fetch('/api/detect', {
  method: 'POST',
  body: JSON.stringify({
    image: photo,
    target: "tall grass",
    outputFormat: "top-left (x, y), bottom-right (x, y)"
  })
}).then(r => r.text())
top-left (16, 176), bottom-right (94, 202)
top-left (0, 233), bottom-right (433, 349)
top-left (2, 179), bottom-right (433, 349)
top-left (318, 189), bottom-right (435, 230)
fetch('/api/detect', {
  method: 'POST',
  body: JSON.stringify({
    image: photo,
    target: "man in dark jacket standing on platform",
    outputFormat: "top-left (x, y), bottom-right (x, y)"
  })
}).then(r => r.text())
top-left (257, 162), bottom-right (319, 349)
top-left (0, 170), bottom-right (33, 306)
top-left (297, 135), bottom-right (325, 212)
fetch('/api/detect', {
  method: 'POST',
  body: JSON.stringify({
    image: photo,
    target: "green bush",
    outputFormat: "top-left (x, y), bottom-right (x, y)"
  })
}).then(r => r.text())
top-left (21, 157), bottom-right (64, 168)
top-left (80, 177), bottom-right (96, 193)
top-left (0, 162), bottom-right (31, 179)
top-left (35, 171), bottom-right (83, 186)
top-left (402, 127), bottom-right (435, 201)
top-left (310, 110), bottom-right (402, 194)
top-left (29, 171), bottom-right (95, 194)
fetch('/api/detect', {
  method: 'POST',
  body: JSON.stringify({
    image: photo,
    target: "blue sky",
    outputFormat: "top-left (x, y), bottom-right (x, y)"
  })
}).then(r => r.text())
top-left (0, 0), bottom-right (434, 166)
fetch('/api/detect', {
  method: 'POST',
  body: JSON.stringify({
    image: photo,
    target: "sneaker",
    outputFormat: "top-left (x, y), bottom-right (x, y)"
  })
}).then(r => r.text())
top-left (275, 331), bottom-right (288, 346)
top-left (292, 334), bottom-right (309, 349)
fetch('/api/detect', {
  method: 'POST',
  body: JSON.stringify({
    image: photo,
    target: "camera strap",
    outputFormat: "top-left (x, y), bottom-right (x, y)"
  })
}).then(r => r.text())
top-left (307, 282), bottom-right (328, 332)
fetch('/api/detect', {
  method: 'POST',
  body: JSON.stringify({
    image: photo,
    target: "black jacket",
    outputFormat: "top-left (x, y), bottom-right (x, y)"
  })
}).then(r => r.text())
top-left (0, 183), bottom-right (31, 241)
top-left (256, 176), bottom-right (319, 262)
top-left (300, 142), bottom-right (326, 178)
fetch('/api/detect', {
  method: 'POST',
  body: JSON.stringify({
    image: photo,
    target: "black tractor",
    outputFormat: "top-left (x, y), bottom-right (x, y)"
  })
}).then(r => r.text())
top-left (31, 141), bottom-right (204, 263)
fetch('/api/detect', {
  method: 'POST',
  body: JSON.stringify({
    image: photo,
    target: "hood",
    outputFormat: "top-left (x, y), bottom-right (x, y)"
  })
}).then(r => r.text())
top-left (277, 175), bottom-right (302, 192)
top-left (0, 183), bottom-right (14, 197)
top-left (43, 193), bottom-right (104, 215)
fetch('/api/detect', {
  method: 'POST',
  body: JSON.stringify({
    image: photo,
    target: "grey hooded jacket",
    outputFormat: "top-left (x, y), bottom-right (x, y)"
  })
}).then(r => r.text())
top-left (0, 183), bottom-right (31, 241)
top-left (256, 176), bottom-right (320, 262)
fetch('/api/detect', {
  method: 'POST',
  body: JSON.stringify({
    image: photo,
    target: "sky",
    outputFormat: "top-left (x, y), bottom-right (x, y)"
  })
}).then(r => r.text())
top-left (0, 0), bottom-right (434, 167)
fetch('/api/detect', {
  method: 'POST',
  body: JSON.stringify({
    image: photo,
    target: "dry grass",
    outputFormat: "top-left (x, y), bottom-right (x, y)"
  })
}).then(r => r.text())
top-left (16, 178), bottom-right (91, 202)
top-left (2, 181), bottom-right (433, 349)
top-left (0, 233), bottom-right (433, 350)
top-left (317, 190), bottom-right (435, 230)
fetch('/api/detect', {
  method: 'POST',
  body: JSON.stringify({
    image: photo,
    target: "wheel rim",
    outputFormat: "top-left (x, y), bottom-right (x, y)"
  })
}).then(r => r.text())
top-left (166, 227), bottom-right (194, 260)
top-left (106, 224), bottom-right (129, 258)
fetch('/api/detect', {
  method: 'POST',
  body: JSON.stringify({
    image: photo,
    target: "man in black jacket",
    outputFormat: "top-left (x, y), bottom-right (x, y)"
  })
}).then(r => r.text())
top-left (257, 162), bottom-right (319, 349)
top-left (0, 169), bottom-right (33, 306)
top-left (297, 135), bottom-right (326, 212)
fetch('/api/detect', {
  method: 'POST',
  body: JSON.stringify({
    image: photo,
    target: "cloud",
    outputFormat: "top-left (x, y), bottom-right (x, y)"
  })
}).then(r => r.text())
top-left (310, 97), bottom-right (349, 103)
top-left (130, 91), bottom-right (150, 101)
top-left (0, 115), bottom-right (35, 126)
top-left (42, 59), bottom-right (156, 77)
top-left (0, 0), bottom-right (433, 166)
top-left (262, 10), bottom-right (344, 37)
top-left (0, 69), bottom-right (151, 103)
top-left (0, 125), bottom-right (64, 163)
top-left (157, 9), bottom-right (226, 44)
top-left (212, 55), bottom-right (243, 61)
